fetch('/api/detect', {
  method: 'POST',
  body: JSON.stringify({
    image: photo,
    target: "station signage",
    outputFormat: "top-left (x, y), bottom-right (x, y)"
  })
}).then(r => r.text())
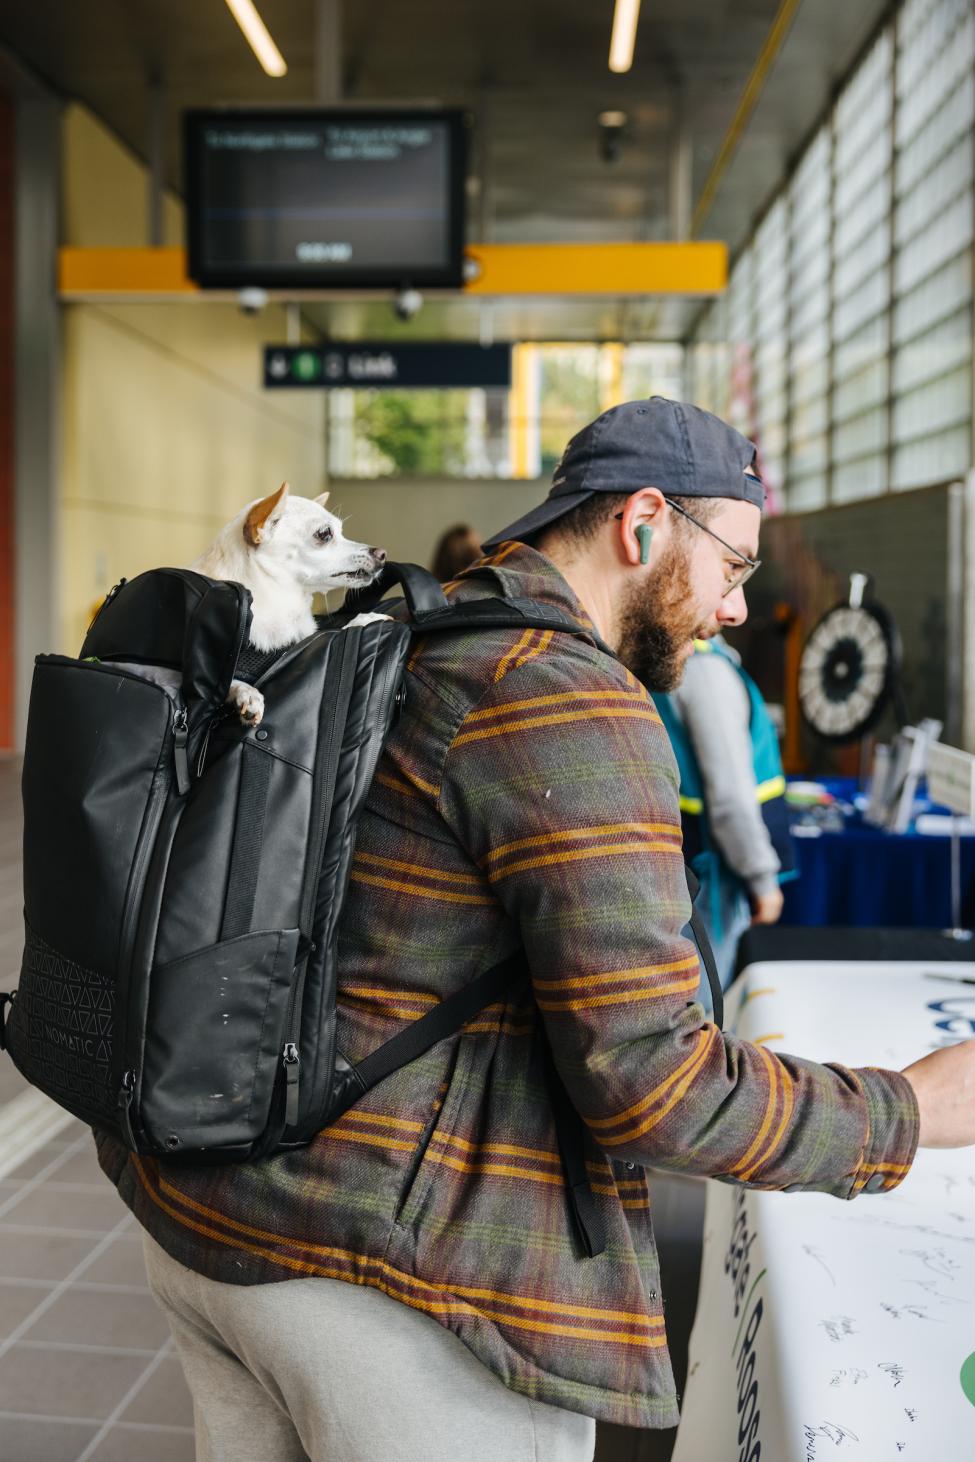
top-left (263, 343), bottom-right (512, 389)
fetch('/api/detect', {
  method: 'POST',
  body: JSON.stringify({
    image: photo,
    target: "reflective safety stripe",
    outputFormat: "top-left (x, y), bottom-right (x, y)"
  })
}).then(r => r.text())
top-left (680, 774), bottom-right (784, 815)
top-left (756, 775), bottom-right (786, 804)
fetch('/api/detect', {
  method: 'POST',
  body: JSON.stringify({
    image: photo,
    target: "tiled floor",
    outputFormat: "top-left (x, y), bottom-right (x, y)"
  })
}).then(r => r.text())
top-left (0, 1121), bottom-right (194, 1462)
top-left (0, 755), bottom-right (704, 1462)
top-left (1, 755), bottom-right (194, 1462)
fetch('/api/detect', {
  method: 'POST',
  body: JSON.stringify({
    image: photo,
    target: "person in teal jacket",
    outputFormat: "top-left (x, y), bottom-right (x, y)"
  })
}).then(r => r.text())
top-left (653, 636), bottom-right (797, 996)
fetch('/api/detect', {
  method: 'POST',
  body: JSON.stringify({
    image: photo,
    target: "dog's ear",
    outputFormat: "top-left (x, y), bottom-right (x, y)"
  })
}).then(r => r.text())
top-left (244, 482), bottom-right (289, 547)
top-left (315, 491), bottom-right (330, 507)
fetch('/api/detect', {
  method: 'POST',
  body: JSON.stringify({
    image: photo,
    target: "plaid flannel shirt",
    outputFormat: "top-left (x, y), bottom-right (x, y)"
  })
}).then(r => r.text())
top-left (97, 542), bottom-right (919, 1428)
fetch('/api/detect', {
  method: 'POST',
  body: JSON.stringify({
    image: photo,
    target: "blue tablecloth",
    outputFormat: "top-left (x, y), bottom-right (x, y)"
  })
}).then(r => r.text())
top-left (782, 779), bottom-right (975, 929)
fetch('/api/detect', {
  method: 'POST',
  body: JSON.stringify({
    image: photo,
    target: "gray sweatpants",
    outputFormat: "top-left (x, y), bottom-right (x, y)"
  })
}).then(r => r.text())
top-left (143, 1234), bottom-right (596, 1462)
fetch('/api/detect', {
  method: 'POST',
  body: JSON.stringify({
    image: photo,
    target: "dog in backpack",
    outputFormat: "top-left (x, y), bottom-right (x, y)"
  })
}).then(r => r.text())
top-left (193, 482), bottom-right (388, 726)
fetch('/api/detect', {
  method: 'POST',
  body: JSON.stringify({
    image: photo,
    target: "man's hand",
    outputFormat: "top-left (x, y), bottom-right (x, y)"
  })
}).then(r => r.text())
top-left (902, 1041), bottom-right (975, 1147)
top-left (750, 887), bottom-right (784, 926)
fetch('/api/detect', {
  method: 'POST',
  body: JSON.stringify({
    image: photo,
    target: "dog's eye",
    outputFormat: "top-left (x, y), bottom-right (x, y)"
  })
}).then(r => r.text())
top-left (314, 526), bottom-right (333, 544)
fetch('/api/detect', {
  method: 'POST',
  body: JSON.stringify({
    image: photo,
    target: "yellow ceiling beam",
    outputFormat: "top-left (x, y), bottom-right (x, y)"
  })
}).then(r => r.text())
top-left (464, 242), bottom-right (726, 295)
top-left (59, 242), bottom-right (727, 300)
top-left (60, 248), bottom-right (200, 297)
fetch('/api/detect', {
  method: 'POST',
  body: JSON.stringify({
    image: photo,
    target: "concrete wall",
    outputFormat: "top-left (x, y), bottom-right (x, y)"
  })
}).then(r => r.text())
top-left (58, 105), bottom-right (327, 655)
top-left (62, 102), bottom-right (182, 248)
top-left (326, 476), bottom-right (545, 571)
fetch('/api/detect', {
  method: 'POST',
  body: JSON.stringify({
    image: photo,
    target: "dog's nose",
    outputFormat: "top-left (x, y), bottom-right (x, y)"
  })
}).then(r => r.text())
top-left (371, 547), bottom-right (387, 563)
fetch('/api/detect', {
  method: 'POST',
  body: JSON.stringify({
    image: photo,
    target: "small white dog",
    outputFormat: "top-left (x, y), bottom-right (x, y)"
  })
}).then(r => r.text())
top-left (193, 482), bottom-right (387, 725)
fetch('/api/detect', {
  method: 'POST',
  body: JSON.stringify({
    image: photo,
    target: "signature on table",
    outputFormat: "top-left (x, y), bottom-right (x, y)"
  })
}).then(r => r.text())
top-left (820, 1316), bottom-right (857, 1343)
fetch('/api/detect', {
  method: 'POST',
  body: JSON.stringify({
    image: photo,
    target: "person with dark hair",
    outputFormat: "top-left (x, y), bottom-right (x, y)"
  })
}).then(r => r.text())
top-left (431, 523), bottom-right (482, 581)
top-left (114, 398), bottom-right (968, 1462)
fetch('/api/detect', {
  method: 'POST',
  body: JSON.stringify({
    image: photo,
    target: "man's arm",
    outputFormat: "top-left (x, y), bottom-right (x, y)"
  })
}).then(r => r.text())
top-left (438, 648), bottom-right (919, 1197)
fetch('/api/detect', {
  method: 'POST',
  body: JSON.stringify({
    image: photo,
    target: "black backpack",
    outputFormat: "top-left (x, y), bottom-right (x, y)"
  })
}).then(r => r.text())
top-left (1, 561), bottom-right (720, 1258)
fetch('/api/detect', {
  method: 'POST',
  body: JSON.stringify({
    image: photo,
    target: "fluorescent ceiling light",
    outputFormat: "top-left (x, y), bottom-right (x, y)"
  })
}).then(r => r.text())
top-left (609, 0), bottom-right (641, 74)
top-left (225, 0), bottom-right (288, 77)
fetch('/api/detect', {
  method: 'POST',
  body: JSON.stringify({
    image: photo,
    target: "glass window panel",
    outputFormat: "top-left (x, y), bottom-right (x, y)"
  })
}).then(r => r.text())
top-left (790, 319), bottom-right (830, 370)
top-left (621, 343), bottom-right (685, 402)
top-left (833, 361), bottom-right (888, 422)
top-left (328, 388), bottom-right (515, 479)
top-left (790, 286), bottom-right (829, 340)
top-left (791, 128), bottom-right (831, 209)
top-left (832, 454), bottom-right (887, 502)
top-left (790, 431), bottom-right (829, 474)
top-left (787, 472), bottom-right (828, 511)
top-left (897, 10), bottom-right (974, 141)
top-left (791, 361), bottom-right (829, 409)
top-left (892, 422), bottom-right (970, 488)
top-left (895, 131), bottom-right (972, 248)
top-left (834, 315), bottom-right (888, 382)
top-left (893, 252), bottom-right (972, 343)
top-left (791, 242), bottom-right (829, 302)
top-left (833, 277), bottom-right (887, 342)
top-left (894, 189), bottom-right (972, 294)
top-left (835, 32), bottom-right (892, 157)
top-left (899, 0), bottom-right (969, 87)
top-left (892, 308), bottom-right (971, 393)
top-left (833, 174), bottom-right (889, 258)
top-left (833, 408), bottom-right (888, 463)
top-left (792, 396), bottom-right (830, 442)
top-left (897, 74), bottom-right (974, 193)
top-left (727, 250), bottom-right (754, 343)
top-left (892, 365), bottom-right (971, 442)
top-left (833, 222), bottom-right (891, 302)
top-left (834, 130), bottom-right (891, 216)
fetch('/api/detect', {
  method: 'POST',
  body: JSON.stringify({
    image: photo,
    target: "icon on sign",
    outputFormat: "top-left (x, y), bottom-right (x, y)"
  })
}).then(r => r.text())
top-left (268, 353), bottom-right (289, 380)
top-left (292, 351), bottom-right (322, 382)
top-left (324, 353), bottom-right (345, 381)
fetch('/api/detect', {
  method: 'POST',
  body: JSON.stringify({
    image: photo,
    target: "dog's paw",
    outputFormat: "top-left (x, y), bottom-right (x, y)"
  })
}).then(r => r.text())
top-left (227, 679), bottom-right (265, 726)
top-left (345, 612), bottom-right (392, 628)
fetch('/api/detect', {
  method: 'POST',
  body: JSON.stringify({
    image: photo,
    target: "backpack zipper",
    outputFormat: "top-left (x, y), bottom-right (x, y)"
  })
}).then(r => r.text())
top-left (273, 631), bottom-right (358, 1140)
top-left (115, 697), bottom-right (186, 1146)
top-left (172, 708), bottom-right (190, 795)
top-left (279, 936), bottom-right (317, 1128)
top-left (282, 1041), bottom-right (301, 1125)
top-left (118, 1068), bottom-right (138, 1148)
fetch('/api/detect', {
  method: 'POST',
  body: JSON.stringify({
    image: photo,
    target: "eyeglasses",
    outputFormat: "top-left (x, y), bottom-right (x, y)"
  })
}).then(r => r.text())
top-left (615, 499), bottom-right (761, 598)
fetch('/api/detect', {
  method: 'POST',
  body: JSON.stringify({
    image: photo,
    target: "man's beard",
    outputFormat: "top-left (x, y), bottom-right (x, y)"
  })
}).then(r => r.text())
top-left (617, 538), bottom-right (711, 692)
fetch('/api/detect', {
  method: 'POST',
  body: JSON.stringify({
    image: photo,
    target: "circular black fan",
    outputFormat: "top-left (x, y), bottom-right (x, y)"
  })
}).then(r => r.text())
top-left (798, 579), bottom-right (903, 744)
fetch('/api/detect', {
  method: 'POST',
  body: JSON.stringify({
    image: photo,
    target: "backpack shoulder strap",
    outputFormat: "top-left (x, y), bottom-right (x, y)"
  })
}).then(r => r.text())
top-left (343, 561), bottom-right (615, 657)
top-left (685, 865), bottom-right (724, 1027)
top-left (325, 952), bottom-right (608, 1259)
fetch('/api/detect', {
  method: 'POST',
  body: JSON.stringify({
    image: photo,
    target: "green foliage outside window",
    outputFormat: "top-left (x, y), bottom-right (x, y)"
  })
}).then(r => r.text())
top-left (357, 392), bottom-right (470, 476)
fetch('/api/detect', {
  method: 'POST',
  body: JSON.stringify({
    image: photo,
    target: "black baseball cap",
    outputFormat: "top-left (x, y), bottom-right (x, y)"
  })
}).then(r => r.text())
top-left (482, 396), bottom-right (763, 550)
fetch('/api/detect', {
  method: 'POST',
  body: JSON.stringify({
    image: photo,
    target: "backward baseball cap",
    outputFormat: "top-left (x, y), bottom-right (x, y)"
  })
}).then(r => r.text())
top-left (481, 396), bottom-right (763, 551)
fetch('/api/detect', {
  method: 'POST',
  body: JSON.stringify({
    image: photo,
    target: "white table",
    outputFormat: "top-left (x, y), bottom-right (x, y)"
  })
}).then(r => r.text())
top-left (672, 960), bottom-right (975, 1462)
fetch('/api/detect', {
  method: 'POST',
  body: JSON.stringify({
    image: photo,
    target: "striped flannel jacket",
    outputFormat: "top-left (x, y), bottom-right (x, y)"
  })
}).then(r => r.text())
top-left (96, 541), bottom-right (920, 1429)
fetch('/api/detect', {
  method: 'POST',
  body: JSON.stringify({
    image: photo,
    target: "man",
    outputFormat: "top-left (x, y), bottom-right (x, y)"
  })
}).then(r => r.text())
top-left (98, 398), bottom-right (975, 1462)
top-left (653, 632), bottom-right (796, 993)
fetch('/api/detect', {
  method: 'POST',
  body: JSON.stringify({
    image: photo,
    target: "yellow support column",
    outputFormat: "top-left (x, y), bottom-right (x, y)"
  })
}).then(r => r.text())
top-left (599, 342), bottom-right (625, 412)
top-left (508, 344), bottom-right (540, 481)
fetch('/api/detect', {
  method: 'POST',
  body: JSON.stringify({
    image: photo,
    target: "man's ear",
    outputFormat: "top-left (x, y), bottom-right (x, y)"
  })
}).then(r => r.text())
top-left (244, 482), bottom-right (289, 547)
top-left (314, 491), bottom-right (330, 507)
top-left (618, 486), bottom-right (666, 566)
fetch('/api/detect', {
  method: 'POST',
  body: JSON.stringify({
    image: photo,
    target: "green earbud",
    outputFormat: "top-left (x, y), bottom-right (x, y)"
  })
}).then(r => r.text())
top-left (636, 523), bottom-right (654, 565)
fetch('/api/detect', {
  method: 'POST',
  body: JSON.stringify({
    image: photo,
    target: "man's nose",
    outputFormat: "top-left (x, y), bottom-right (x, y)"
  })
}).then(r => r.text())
top-left (717, 584), bottom-right (748, 628)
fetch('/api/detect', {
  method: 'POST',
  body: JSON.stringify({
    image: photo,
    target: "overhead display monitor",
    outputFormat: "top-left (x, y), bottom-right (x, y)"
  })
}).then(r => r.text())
top-left (185, 109), bottom-right (467, 289)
